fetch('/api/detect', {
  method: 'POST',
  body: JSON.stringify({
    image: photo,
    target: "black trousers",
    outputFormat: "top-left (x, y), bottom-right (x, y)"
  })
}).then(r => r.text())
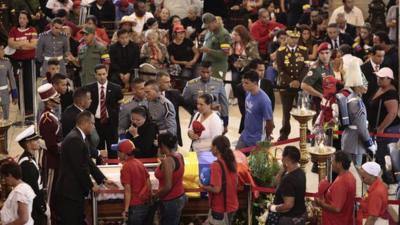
top-left (11, 59), bottom-right (34, 114)
top-left (279, 90), bottom-right (298, 138)
top-left (56, 196), bottom-right (85, 225)
top-left (95, 118), bottom-right (118, 159)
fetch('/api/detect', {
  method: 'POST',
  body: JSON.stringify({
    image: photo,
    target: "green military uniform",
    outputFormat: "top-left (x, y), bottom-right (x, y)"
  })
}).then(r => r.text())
top-left (276, 30), bottom-right (309, 139)
top-left (302, 61), bottom-right (335, 94)
top-left (78, 41), bottom-right (109, 85)
top-left (202, 27), bottom-right (232, 79)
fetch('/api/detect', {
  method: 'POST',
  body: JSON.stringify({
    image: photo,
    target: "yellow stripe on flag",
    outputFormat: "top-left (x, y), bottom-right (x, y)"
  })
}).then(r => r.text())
top-left (183, 152), bottom-right (200, 198)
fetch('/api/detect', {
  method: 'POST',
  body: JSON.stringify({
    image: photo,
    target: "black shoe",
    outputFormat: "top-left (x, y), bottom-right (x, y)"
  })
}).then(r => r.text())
top-left (311, 162), bottom-right (318, 173)
top-left (278, 136), bottom-right (288, 141)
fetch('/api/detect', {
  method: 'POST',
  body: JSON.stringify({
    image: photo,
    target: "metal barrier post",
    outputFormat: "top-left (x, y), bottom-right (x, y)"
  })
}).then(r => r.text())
top-left (92, 191), bottom-right (98, 225)
top-left (31, 60), bottom-right (37, 128)
top-left (246, 184), bottom-right (252, 225)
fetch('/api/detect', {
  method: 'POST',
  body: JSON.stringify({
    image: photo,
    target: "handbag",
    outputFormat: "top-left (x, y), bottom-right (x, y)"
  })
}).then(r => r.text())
top-left (206, 160), bottom-right (232, 225)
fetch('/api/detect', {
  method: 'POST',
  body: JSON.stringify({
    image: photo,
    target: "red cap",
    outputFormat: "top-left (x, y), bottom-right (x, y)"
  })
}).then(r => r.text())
top-left (118, 0), bottom-right (129, 8)
top-left (317, 42), bottom-right (331, 53)
top-left (173, 24), bottom-right (185, 33)
top-left (118, 139), bottom-right (135, 155)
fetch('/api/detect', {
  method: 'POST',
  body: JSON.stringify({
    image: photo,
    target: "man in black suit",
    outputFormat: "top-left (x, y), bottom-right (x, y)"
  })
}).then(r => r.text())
top-left (325, 23), bottom-right (354, 49)
top-left (373, 31), bottom-right (399, 86)
top-left (56, 111), bottom-right (117, 225)
top-left (86, 64), bottom-right (123, 159)
top-left (61, 87), bottom-right (103, 163)
top-left (237, 59), bottom-right (275, 133)
top-left (361, 45), bottom-right (385, 108)
top-left (336, 13), bottom-right (357, 39)
top-left (109, 29), bottom-right (140, 87)
top-left (157, 72), bottom-right (188, 146)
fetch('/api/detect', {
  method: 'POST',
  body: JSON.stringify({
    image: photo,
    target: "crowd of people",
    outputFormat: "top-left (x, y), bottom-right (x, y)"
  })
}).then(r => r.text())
top-left (0, 0), bottom-right (399, 224)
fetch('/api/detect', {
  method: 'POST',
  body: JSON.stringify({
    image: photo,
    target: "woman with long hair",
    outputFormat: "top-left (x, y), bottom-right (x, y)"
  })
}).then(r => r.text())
top-left (298, 24), bottom-right (318, 60)
top-left (154, 132), bottom-right (187, 225)
top-left (229, 24), bottom-right (260, 102)
top-left (202, 135), bottom-right (238, 225)
top-left (8, 10), bottom-right (38, 118)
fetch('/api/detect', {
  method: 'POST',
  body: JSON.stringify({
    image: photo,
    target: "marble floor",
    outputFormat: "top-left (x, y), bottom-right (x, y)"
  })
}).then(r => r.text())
top-left (3, 91), bottom-right (399, 211)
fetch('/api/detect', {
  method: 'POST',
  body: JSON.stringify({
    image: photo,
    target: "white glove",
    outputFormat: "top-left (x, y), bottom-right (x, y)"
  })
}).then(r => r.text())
top-left (321, 97), bottom-right (327, 106)
top-left (368, 143), bottom-right (377, 154)
top-left (385, 155), bottom-right (392, 171)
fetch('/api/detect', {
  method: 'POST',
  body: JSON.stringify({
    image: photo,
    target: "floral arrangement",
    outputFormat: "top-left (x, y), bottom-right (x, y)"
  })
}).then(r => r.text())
top-left (248, 141), bottom-right (280, 187)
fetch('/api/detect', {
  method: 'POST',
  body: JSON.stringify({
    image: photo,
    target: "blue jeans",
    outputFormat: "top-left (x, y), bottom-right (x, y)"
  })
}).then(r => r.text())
top-left (127, 203), bottom-right (151, 225)
top-left (159, 195), bottom-right (187, 225)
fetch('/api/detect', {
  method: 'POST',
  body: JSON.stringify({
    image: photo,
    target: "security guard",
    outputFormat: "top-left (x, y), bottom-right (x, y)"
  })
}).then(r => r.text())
top-left (183, 60), bottom-right (229, 132)
top-left (16, 125), bottom-right (47, 225)
top-left (0, 43), bottom-right (18, 120)
top-left (144, 80), bottom-right (177, 135)
top-left (36, 17), bottom-right (70, 76)
top-left (37, 83), bottom-right (62, 225)
top-left (276, 30), bottom-right (308, 140)
top-left (75, 26), bottom-right (110, 86)
top-left (198, 12), bottom-right (232, 79)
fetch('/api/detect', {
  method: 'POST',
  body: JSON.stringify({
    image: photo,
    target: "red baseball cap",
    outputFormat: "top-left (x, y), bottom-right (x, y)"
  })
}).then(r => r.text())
top-left (118, 139), bottom-right (135, 155)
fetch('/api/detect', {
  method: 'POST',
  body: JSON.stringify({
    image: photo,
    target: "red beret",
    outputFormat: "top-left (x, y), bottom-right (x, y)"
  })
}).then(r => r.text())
top-left (317, 42), bottom-right (331, 53)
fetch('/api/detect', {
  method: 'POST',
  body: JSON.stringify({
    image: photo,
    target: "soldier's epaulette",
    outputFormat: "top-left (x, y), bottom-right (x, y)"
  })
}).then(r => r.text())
top-left (39, 31), bottom-right (50, 37)
top-left (278, 46), bottom-right (286, 51)
top-left (188, 78), bottom-right (200, 84)
top-left (59, 32), bottom-right (68, 36)
top-left (210, 77), bottom-right (223, 82)
top-left (299, 45), bottom-right (307, 50)
top-left (0, 57), bottom-right (9, 61)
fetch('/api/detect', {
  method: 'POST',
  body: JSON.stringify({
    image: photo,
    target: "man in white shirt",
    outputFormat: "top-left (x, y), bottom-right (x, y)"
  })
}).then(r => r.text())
top-left (329, 0), bottom-right (365, 27)
top-left (128, 1), bottom-right (154, 34)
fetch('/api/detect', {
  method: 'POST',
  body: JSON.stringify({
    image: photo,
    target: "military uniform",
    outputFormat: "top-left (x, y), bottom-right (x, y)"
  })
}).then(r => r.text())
top-left (276, 41), bottom-right (308, 139)
top-left (182, 76), bottom-right (229, 126)
top-left (118, 97), bottom-right (148, 136)
top-left (16, 125), bottom-right (47, 225)
top-left (78, 41), bottom-right (110, 86)
top-left (202, 27), bottom-right (232, 79)
top-left (148, 96), bottom-right (176, 135)
top-left (0, 58), bottom-right (17, 120)
top-left (19, 151), bottom-right (47, 225)
top-left (36, 30), bottom-right (70, 76)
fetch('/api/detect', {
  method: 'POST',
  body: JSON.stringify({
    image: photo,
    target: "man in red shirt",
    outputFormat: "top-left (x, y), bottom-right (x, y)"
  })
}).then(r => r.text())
top-left (118, 139), bottom-right (152, 225)
top-left (250, 8), bottom-right (285, 59)
top-left (357, 162), bottom-right (389, 225)
top-left (315, 151), bottom-right (356, 225)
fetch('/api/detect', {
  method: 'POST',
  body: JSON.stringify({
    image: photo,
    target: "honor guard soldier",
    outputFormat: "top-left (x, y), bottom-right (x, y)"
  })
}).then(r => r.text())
top-left (0, 43), bottom-right (18, 120)
top-left (276, 30), bottom-right (308, 140)
top-left (336, 58), bottom-right (376, 166)
top-left (16, 125), bottom-right (47, 225)
top-left (38, 83), bottom-right (62, 224)
top-left (183, 61), bottom-right (229, 132)
top-left (36, 17), bottom-right (70, 76)
top-left (144, 80), bottom-right (177, 135)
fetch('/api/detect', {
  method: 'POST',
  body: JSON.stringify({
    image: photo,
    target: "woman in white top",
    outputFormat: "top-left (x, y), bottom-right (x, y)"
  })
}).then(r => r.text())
top-left (0, 160), bottom-right (36, 225)
top-left (188, 94), bottom-right (224, 153)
